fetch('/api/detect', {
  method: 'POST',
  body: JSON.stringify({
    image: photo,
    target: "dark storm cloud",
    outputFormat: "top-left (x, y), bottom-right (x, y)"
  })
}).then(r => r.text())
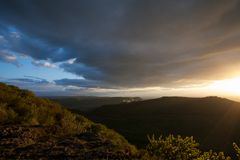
top-left (1, 0), bottom-right (240, 88)
top-left (54, 78), bottom-right (106, 88)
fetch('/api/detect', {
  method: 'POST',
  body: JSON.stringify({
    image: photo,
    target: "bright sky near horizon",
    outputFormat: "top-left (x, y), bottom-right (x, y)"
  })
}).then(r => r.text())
top-left (0, 0), bottom-right (240, 99)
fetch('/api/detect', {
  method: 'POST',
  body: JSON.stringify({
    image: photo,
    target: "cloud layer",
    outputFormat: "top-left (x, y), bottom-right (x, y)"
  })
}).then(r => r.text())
top-left (1, 0), bottom-right (240, 91)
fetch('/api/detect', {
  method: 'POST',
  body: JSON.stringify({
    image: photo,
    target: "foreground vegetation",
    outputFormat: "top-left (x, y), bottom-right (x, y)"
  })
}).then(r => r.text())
top-left (0, 83), bottom-right (240, 159)
top-left (0, 83), bottom-right (137, 159)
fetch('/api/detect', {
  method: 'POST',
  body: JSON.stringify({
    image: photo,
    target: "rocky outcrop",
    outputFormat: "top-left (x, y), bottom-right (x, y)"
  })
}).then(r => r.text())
top-left (0, 125), bottom-right (135, 160)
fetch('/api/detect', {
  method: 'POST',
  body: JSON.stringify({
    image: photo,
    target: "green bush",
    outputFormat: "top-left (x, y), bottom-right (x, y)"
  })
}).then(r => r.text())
top-left (196, 150), bottom-right (231, 160)
top-left (233, 143), bottom-right (240, 159)
top-left (0, 104), bottom-right (8, 123)
top-left (0, 103), bottom-right (17, 124)
top-left (144, 135), bottom-right (237, 160)
top-left (0, 83), bottom-right (71, 126)
top-left (146, 134), bottom-right (201, 160)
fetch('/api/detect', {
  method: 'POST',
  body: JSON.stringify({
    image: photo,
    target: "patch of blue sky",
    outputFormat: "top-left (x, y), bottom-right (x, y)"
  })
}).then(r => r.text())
top-left (0, 54), bottom-right (82, 82)
top-left (0, 24), bottom-right (82, 82)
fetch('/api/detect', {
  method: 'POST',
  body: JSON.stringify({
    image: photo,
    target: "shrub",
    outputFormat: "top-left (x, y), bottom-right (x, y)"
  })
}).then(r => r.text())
top-left (196, 150), bottom-right (231, 160)
top-left (145, 135), bottom-right (236, 160)
top-left (233, 143), bottom-right (240, 159)
top-left (0, 104), bottom-right (8, 123)
top-left (146, 134), bottom-right (201, 160)
top-left (0, 103), bottom-right (17, 124)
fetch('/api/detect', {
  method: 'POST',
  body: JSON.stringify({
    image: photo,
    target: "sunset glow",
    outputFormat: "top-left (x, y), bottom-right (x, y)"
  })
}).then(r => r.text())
top-left (208, 76), bottom-right (240, 96)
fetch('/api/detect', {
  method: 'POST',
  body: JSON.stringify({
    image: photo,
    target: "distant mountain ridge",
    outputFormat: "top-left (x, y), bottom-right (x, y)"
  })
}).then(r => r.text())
top-left (88, 96), bottom-right (240, 155)
top-left (48, 96), bottom-right (142, 112)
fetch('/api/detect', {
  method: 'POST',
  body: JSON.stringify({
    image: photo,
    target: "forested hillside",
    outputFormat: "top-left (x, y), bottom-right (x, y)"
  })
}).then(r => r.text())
top-left (89, 96), bottom-right (240, 156)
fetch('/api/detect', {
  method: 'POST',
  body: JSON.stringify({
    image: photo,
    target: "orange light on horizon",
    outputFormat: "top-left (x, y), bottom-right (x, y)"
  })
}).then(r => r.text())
top-left (208, 76), bottom-right (240, 96)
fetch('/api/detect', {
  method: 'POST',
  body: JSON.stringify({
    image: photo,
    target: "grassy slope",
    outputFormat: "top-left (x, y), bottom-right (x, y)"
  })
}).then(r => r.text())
top-left (88, 96), bottom-right (240, 154)
top-left (0, 83), bottom-right (137, 159)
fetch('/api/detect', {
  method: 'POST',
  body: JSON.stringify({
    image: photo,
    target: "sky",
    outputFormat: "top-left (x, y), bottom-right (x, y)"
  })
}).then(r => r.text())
top-left (0, 0), bottom-right (240, 99)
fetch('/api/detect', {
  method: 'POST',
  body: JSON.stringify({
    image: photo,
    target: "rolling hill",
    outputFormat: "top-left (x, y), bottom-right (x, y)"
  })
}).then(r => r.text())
top-left (88, 96), bottom-right (240, 155)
